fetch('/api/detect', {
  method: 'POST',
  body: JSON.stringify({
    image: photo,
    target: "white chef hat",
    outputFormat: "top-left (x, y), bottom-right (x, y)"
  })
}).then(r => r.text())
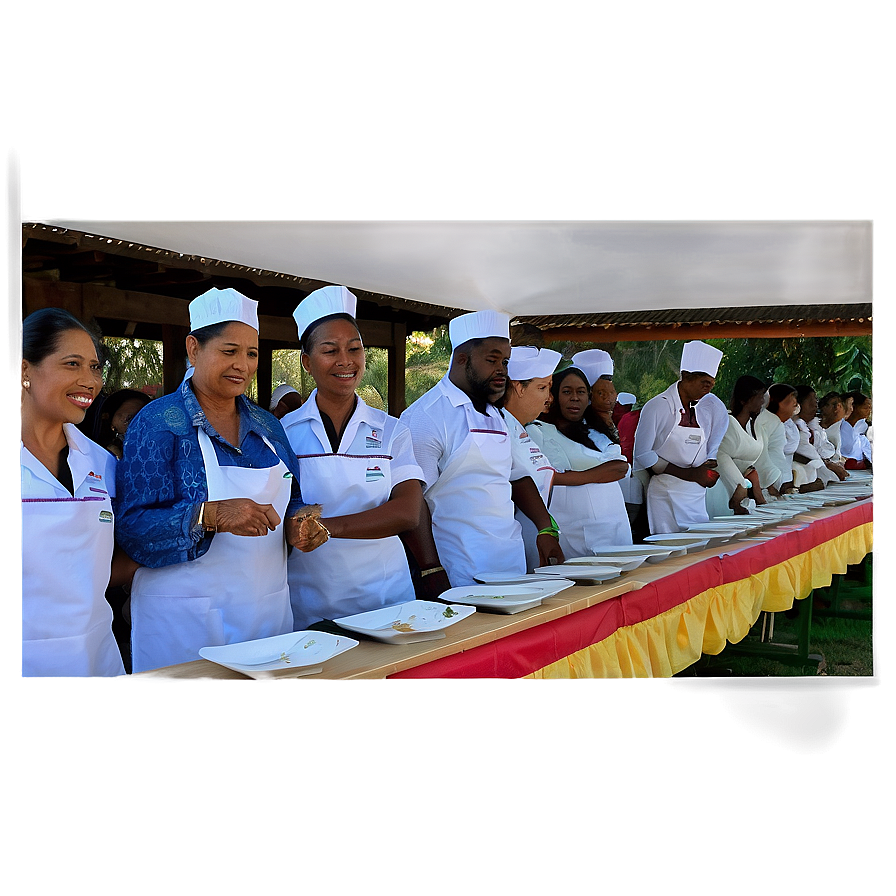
top-left (570, 349), bottom-right (614, 385)
top-left (448, 310), bottom-right (511, 350)
top-left (507, 346), bottom-right (562, 381)
top-left (269, 384), bottom-right (299, 410)
top-left (617, 392), bottom-right (637, 406)
top-left (189, 287), bottom-right (259, 332)
top-left (293, 285), bottom-right (358, 342)
top-left (680, 340), bottom-right (723, 377)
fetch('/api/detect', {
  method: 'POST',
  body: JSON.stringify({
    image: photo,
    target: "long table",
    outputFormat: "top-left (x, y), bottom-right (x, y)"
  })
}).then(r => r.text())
top-left (134, 498), bottom-right (872, 679)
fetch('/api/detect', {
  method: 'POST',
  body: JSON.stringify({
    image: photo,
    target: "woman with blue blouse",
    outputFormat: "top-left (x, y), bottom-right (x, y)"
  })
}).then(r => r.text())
top-left (115, 288), bottom-right (329, 672)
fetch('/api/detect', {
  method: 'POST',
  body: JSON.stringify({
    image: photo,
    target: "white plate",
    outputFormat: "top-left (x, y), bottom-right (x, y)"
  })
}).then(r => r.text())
top-left (474, 571), bottom-right (575, 586)
top-left (567, 555), bottom-right (650, 572)
top-left (643, 534), bottom-right (711, 553)
top-left (333, 600), bottom-right (476, 643)
top-left (585, 544), bottom-right (678, 563)
top-left (199, 630), bottom-right (358, 676)
top-left (441, 584), bottom-right (556, 614)
top-left (533, 564), bottom-right (622, 583)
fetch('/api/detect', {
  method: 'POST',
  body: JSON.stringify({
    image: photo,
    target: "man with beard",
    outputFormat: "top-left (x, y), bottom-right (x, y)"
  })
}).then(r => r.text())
top-left (400, 310), bottom-right (564, 595)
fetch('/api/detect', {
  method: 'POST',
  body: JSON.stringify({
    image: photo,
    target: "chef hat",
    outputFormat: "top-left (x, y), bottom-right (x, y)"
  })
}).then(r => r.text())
top-left (570, 349), bottom-right (614, 385)
top-left (507, 346), bottom-right (562, 381)
top-left (189, 287), bottom-right (259, 332)
top-left (269, 384), bottom-right (299, 410)
top-left (449, 310), bottom-right (511, 350)
top-left (679, 340), bottom-right (723, 377)
top-left (617, 392), bottom-right (637, 406)
top-left (293, 285), bottom-right (358, 342)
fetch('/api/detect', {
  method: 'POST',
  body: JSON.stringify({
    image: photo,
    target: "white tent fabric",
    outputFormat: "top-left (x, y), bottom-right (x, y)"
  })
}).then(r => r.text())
top-left (44, 220), bottom-right (871, 317)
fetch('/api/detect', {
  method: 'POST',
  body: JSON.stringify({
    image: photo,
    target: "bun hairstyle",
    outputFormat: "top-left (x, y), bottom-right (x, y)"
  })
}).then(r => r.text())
top-left (300, 313), bottom-right (361, 353)
top-left (766, 382), bottom-right (797, 414)
top-left (23, 307), bottom-right (102, 364)
top-left (730, 375), bottom-right (767, 415)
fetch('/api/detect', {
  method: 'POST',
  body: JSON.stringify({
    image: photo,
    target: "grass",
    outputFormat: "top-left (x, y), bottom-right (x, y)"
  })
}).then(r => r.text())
top-left (674, 559), bottom-right (872, 677)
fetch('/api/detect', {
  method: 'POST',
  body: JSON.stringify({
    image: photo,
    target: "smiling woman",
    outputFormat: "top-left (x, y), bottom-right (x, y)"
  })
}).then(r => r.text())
top-left (114, 288), bottom-right (329, 673)
top-left (282, 285), bottom-right (425, 630)
top-left (21, 308), bottom-right (127, 676)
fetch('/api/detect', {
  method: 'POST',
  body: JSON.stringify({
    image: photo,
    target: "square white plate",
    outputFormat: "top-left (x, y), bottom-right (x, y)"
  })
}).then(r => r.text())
top-left (533, 564), bottom-right (622, 583)
top-left (643, 534), bottom-right (711, 553)
top-left (440, 584), bottom-right (557, 614)
top-left (586, 544), bottom-right (678, 563)
top-left (199, 630), bottom-right (359, 677)
top-left (566, 555), bottom-right (650, 572)
top-left (333, 600), bottom-right (476, 643)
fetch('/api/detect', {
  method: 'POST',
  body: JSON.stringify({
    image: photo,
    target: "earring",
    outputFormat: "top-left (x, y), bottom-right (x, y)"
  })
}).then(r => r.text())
top-left (22, 380), bottom-right (30, 389)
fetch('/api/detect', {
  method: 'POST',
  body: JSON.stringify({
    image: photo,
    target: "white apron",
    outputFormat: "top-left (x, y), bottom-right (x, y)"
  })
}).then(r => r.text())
top-left (551, 479), bottom-right (632, 556)
top-left (287, 450), bottom-right (415, 630)
top-left (508, 418), bottom-right (556, 573)
top-left (426, 404), bottom-right (526, 587)
top-left (130, 428), bottom-right (292, 672)
top-left (22, 492), bottom-right (124, 677)
top-left (647, 410), bottom-right (710, 534)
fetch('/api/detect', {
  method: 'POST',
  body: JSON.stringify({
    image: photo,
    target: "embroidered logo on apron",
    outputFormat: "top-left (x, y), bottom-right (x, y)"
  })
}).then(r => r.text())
top-left (366, 464), bottom-right (385, 481)
top-left (98, 510), bottom-right (113, 523)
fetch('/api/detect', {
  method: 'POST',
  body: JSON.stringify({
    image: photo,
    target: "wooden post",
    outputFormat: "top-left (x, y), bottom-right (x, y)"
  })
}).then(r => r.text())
top-left (257, 340), bottom-right (274, 411)
top-left (387, 321), bottom-right (407, 416)
top-left (162, 324), bottom-right (189, 395)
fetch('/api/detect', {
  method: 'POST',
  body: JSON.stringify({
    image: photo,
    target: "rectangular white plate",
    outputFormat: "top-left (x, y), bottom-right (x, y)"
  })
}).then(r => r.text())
top-left (566, 555), bottom-right (650, 572)
top-left (533, 564), bottom-right (622, 583)
top-left (643, 534), bottom-right (711, 553)
top-left (440, 584), bottom-right (554, 614)
top-left (199, 630), bottom-right (358, 677)
top-left (333, 600), bottom-right (476, 643)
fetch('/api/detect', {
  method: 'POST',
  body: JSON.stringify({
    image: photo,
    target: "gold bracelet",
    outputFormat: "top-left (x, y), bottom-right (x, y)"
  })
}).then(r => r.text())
top-left (420, 566), bottom-right (444, 578)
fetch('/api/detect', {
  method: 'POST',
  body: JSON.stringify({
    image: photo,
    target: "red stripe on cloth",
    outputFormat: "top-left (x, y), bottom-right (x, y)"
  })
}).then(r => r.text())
top-left (390, 500), bottom-right (871, 679)
top-left (390, 598), bottom-right (624, 678)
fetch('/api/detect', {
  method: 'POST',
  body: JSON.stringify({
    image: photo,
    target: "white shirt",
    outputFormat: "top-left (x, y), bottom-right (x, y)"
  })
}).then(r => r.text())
top-left (400, 376), bottom-right (532, 489)
top-left (633, 381), bottom-right (729, 473)
top-left (281, 391), bottom-right (423, 488)
top-left (21, 422), bottom-right (117, 501)
top-left (753, 408), bottom-right (788, 490)
top-left (839, 418), bottom-right (872, 463)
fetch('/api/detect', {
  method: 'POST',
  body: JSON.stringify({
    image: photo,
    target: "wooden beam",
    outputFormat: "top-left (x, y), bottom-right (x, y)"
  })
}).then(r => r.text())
top-left (257, 340), bottom-right (274, 411)
top-left (542, 320), bottom-right (872, 342)
top-left (162, 324), bottom-right (190, 395)
top-left (387, 321), bottom-right (407, 415)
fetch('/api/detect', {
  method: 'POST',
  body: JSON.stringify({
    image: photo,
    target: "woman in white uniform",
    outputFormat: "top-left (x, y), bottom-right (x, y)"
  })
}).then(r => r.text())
top-left (283, 286), bottom-right (425, 629)
top-left (115, 288), bottom-right (328, 672)
top-left (792, 385), bottom-right (841, 487)
top-left (706, 375), bottom-right (768, 519)
top-left (528, 365), bottom-right (631, 556)
top-left (753, 383), bottom-right (799, 498)
top-left (500, 346), bottom-right (561, 571)
top-left (21, 308), bottom-right (134, 676)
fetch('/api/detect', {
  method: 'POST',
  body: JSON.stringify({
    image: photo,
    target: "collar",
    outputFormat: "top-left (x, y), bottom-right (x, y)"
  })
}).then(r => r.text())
top-left (291, 389), bottom-right (381, 427)
top-left (181, 377), bottom-right (263, 445)
top-left (438, 373), bottom-right (500, 417)
top-left (62, 422), bottom-right (91, 455)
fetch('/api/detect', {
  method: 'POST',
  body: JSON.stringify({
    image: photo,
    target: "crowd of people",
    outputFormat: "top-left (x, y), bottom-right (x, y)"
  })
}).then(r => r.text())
top-left (20, 287), bottom-right (872, 676)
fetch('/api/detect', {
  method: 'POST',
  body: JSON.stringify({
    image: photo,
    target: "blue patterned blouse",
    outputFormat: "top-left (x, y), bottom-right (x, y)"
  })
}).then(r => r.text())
top-left (114, 378), bottom-right (305, 568)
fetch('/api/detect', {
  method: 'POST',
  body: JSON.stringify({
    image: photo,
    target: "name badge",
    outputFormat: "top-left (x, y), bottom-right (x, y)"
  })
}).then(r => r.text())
top-left (99, 510), bottom-right (113, 524)
top-left (366, 465), bottom-right (385, 482)
top-left (685, 434), bottom-right (703, 445)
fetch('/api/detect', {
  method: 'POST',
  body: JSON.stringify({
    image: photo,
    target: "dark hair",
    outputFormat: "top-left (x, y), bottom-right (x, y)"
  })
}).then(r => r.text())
top-left (819, 391), bottom-right (843, 411)
top-left (451, 336), bottom-right (486, 358)
top-left (795, 384), bottom-right (816, 405)
top-left (844, 390), bottom-right (870, 410)
top-left (582, 377), bottom-right (620, 445)
top-left (767, 383), bottom-right (797, 413)
top-left (300, 313), bottom-right (361, 353)
top-left (543, 367), bottom-right (601, 451)
top-left (23, 307), bottom-right (102, 364)
top-left (189, 321), bottom-right (234, 346)
top-left (730, 375), bottom-right (767, 415)
top-left (96, 389), bottom-right (153, 448)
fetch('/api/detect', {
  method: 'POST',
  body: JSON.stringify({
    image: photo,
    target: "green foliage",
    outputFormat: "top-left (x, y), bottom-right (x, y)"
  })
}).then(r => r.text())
top-left (101, 338), bottom-right (164, 397)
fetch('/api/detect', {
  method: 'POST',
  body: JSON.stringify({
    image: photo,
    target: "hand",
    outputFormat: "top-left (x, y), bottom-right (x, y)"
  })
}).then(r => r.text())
top-left (286, 512), bottom-right (330, 552)
top-left (209, 499), bottom-right (281, 537)
top-left (418, 568), bottom-right (452, 601)
top-left (767, 485), bottom-right (780, 498)
top-left (536, 533), bottom-right (565, 567)
top-left (729, 484), bottom-right (748, 510)
top-left (826, 461), bottom-right (848, 481)
top-left (692, 462), bottom-right (719, 488)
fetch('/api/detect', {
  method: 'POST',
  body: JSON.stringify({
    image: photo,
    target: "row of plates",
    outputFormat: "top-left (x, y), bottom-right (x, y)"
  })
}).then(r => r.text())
top-left (199, 475), bottom-right (871, 677)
